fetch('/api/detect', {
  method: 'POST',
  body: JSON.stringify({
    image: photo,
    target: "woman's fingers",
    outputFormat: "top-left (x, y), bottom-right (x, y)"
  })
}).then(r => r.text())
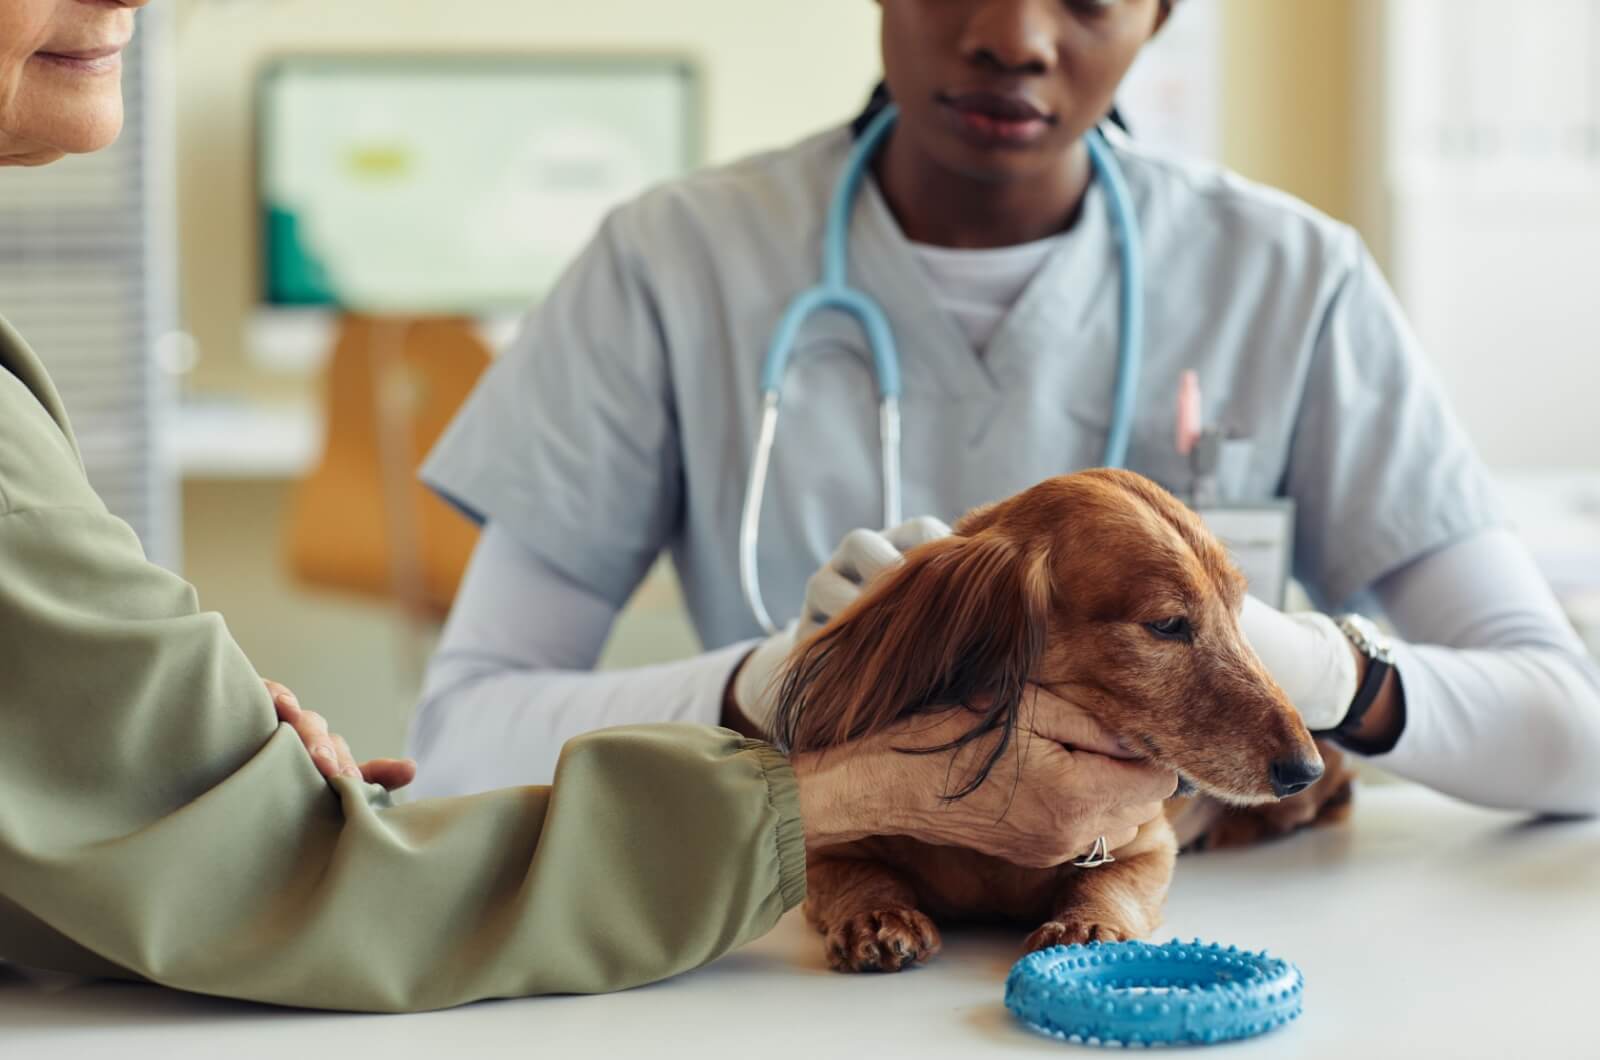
top-left (1103, 825), bottom-right (1142, 853)
top-left (1104, 757), bottom-right (1182, 808)
top-left (1018, 687), bottom-right (1138, 759)
top-left (360, 758), bottom-right (418, 791)
top-left (288, 710), bottom-right (342, 780)
top-left (1019, 747), bottom-right (1174, 863)
top-left (269, 686), bottom-right (404, 789)
top-left (864, 706), bottom-right (1177, 868)
top-left (264, 679), bottom-right (301, 722)
top-left (329, 734), bottom-right (362, 780)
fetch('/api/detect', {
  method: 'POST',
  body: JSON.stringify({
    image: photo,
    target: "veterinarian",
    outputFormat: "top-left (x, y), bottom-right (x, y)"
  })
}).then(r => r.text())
top-left (411, 0), bottom-right (1600, 817)
top-left (0, 0), bottom-right (1182, 1012)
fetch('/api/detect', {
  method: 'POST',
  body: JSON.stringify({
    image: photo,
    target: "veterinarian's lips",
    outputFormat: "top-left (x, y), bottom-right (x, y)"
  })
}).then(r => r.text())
top-left (937, 90), bottom-right (1057, 148)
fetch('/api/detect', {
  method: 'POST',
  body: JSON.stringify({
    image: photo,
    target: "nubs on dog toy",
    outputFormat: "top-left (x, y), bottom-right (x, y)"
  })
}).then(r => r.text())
top-left (1005, 939), bottom-right (1304, 1048)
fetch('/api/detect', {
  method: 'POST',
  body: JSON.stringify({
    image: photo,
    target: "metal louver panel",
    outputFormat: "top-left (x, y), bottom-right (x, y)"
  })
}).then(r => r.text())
top-left (0, 8), bottom-right (179, 569)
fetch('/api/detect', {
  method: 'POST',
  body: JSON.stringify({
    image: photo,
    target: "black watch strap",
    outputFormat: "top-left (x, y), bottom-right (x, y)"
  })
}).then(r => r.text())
top-left (1333, 654), bottom-right (1392, 741)
top-left (1324, 614), bottom-right (1402, 755)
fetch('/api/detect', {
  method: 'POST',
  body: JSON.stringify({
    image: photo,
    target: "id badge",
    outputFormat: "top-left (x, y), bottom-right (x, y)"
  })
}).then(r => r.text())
top-left (1194, 501), bottom-right (1296, 611)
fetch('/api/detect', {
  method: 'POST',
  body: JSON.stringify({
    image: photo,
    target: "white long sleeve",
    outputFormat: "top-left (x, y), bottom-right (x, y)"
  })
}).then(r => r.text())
top-left (406, 524), bottom-right (753, 798)
top-left (1368, 528), bottom-right (1600, 815)
top-left (413, 524), bottom-right (1600, 814)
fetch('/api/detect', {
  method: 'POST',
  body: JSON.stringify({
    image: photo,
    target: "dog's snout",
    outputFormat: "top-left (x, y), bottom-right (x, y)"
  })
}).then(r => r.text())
top-left (1269, 757), bottom-right (1324, 798)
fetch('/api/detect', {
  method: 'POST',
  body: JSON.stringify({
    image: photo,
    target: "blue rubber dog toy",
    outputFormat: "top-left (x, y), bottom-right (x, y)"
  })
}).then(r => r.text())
top-left (1005, 939), bottom-right (1304, 1048)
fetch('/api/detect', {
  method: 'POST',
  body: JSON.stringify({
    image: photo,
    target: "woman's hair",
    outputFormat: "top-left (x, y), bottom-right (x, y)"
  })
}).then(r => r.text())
top-left (850, 82), bottom-right (895, 139)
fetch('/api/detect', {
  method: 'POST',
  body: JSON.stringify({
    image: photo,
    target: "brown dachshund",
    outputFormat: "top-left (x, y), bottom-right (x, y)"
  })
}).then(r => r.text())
top-left (773, 469), bottom-right (1353, 973)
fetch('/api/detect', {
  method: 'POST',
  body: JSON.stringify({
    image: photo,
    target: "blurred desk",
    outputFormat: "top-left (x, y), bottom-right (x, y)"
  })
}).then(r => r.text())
top-left (3, 784), bottom-right (1597, 1059)
top-left (174, 399), bottom-right (319, 479)
top-left (178, 310), bottom-right (521, 480)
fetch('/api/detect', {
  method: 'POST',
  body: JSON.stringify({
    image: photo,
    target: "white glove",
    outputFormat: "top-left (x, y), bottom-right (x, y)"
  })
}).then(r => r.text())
top-left (732, 516), bottom-right (953, 736)
top-left (1239, 595), bottom-right (1359, 731)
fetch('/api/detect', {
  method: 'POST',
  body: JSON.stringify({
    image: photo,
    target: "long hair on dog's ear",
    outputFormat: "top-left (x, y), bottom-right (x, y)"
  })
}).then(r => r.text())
top-left (772, 530), bottom-right (1053, 798)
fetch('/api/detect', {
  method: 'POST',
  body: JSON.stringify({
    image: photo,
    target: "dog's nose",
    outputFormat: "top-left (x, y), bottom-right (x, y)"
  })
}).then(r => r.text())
top-left (1269, 757), bottom-right (1324, 798)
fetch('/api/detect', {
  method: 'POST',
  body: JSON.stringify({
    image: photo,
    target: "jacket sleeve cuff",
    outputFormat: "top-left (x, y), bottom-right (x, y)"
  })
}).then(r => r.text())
top-left (743, 739), bottom-right (808, 913)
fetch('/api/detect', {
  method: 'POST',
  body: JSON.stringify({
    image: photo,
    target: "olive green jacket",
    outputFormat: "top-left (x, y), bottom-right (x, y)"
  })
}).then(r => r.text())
top-left (0, 315), bottom-right (805, 1012)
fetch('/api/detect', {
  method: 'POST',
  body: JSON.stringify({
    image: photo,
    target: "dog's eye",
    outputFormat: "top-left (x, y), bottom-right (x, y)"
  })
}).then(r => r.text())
top-left (1145, 617), bottom-right (1193, 642)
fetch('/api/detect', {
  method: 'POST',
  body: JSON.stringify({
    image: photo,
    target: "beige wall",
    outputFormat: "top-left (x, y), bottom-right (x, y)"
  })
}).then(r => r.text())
top-left (176, 0), bottom-right (1368, 397)
top-left (175, 0), bottom-right (881, 397)
top-left (1219, 0), bottom-right (1362, 225)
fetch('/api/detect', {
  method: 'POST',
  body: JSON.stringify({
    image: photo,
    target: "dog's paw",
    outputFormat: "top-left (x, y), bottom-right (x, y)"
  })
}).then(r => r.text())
top-left (824, 908), bottom-right (941, 973)
top-left (1196, 772), bottom-right (1356, 851)
top-left (1310, 773), bottom-right (1355, 826)
top-left (1023, 917), bottom-right (1136, 952)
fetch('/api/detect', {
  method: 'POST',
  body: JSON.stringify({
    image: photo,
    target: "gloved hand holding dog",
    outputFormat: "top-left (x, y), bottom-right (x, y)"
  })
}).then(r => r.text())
top-left (731, 517), bottom-right (955, 737)
top-left (733, 516), bottom-right (1363, 736)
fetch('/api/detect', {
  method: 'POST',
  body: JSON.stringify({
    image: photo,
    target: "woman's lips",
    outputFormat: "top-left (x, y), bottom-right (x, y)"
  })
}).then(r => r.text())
top-left (937, 91), bottom-right (1057, 148)
top-left (33, 43), bottom-right (127, 75)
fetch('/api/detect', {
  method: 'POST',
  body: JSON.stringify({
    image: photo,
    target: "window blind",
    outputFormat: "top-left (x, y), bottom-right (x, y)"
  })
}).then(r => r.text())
top-left (0, 7), bottom-right (179, 568)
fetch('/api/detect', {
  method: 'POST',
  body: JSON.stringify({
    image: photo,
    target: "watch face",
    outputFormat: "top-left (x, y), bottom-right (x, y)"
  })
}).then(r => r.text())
top-left (1342, 614), bottom-right (1395, 663)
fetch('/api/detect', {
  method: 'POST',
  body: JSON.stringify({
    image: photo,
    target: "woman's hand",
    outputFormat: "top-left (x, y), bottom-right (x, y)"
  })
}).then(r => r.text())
top-left (266, 680), bottom-right (418, 791)
top-left (792, 690), bottom-right (1176, 868)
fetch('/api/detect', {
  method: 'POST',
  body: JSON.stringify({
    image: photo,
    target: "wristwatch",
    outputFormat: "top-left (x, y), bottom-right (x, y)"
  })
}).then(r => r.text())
top-left (1330, 613), bottom-right (1396, 744)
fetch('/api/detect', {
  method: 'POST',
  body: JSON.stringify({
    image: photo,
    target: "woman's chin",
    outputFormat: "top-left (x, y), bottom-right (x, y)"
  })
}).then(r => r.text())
top-left (5, 73), bottom-right (126, 161)
top-left (0, 146), bottom-right (69, 167)
top-left (0, 111), bottom-right (124, 164)
top-left (54, 103), bottom-right (126, 155)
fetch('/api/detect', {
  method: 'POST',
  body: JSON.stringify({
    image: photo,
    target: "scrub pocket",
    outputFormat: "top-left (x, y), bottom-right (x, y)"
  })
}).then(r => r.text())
top-left (1139, 436), bottom-right (1263, 506)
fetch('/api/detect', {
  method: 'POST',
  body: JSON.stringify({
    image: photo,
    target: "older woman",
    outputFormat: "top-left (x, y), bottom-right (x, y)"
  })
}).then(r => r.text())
top-left (0, 0), bottom-right (1174, 1012)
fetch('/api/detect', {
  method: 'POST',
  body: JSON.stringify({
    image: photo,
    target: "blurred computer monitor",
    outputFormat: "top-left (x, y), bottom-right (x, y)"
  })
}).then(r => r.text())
top-left (256, 55), bottom-right (700, 318)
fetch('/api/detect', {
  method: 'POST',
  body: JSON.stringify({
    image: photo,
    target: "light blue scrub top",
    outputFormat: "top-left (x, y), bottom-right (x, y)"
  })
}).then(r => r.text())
top-left (422, 125), bottom-right (1501, 648)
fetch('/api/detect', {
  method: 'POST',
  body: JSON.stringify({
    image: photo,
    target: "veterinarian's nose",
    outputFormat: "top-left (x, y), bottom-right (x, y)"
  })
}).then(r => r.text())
top-left (1269, 757), bottom-right (1324, 798)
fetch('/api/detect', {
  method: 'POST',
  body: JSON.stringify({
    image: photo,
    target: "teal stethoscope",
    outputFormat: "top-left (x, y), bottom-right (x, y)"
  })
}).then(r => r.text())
top-left (738, 103), bottom-right (1146, 636)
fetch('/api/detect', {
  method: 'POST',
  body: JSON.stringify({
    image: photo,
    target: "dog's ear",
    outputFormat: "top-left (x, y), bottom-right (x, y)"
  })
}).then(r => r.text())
top-left (772, 531), bottom-right (1053, 763)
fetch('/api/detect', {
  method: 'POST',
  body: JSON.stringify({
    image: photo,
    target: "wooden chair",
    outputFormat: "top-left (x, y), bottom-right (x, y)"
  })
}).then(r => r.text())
top-left (285, 314), bottom-right (488, 624)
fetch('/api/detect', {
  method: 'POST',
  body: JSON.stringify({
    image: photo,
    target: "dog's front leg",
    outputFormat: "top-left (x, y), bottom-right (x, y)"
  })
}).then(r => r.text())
top-left (1023, 820), bottom-right (1177, 951)
top-left (806, 854), bottom-right (941, 973)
